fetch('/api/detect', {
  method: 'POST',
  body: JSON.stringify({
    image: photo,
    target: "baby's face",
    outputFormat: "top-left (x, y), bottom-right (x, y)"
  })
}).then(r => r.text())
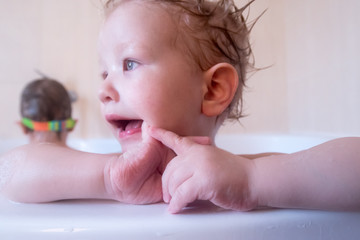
top-left (98, 1), bottom-right (209, 150)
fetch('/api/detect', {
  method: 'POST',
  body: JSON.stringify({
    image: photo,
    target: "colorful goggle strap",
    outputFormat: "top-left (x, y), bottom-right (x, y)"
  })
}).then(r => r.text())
top-left (21, 118), bottom-right (77, 132)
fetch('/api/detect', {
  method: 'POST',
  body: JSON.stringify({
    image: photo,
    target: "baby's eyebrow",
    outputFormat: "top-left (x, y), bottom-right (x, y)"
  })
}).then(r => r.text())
top-left (116, 43), bottom-right (158, 62)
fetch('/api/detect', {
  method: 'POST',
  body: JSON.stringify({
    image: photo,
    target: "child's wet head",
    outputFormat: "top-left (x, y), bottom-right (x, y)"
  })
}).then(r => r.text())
top-left (20, 78), bottom-right (72, 123)
top-left (20, 78), bottom-right (74, 145)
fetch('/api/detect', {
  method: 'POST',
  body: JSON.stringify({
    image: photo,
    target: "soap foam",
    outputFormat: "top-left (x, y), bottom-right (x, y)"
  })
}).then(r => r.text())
top-left (0, 150), bottom-right (24, 192)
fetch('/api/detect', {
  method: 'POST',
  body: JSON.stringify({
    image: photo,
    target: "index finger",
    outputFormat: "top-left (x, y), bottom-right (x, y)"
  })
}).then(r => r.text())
top-left (148, 127), bottom-right (195, 155)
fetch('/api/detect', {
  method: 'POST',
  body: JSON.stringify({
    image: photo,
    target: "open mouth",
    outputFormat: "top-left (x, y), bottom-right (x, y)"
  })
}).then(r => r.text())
top-left (108, 119), bottom-right (143, 134)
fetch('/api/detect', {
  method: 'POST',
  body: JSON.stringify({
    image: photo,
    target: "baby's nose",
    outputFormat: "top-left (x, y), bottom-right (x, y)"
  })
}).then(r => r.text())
top-left (98, 79), bottom-right (119, 103)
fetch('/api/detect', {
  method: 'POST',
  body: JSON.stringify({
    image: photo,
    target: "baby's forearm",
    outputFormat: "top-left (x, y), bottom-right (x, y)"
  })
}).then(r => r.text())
top-left (0, 144), bottom-right (116, 202)
top-left (252, 137), bottom-right (360, 210)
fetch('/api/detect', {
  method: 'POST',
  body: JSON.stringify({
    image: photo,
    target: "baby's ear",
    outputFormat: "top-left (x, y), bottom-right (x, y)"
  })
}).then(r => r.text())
top-left (201, 63), bottom-right (238, 117)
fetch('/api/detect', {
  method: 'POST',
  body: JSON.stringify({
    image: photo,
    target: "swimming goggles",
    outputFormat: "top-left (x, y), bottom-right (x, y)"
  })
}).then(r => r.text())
top-left (21, 118), bottom-right (77, 132)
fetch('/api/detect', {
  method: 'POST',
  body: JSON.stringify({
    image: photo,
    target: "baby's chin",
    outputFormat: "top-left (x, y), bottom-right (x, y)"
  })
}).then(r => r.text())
top-left (118, 133), bottom-right (143, 153)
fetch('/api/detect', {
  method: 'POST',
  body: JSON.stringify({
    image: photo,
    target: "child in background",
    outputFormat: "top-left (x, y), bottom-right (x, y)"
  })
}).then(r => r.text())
top-left (1, 0), bottom-right (360, 213)
top-left (19, 78), bottom-right (76, 146)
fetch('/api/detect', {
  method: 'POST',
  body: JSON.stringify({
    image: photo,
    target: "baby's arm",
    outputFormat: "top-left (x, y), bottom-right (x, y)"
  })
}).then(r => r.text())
top-left (0, 144), bottom-right (111, 202)
top-left (253, 137), bottom-right (360, 210)
top-left (0, 138), bottom-right (167, 204)
top-left (149, 127), bottom-right (360, 213)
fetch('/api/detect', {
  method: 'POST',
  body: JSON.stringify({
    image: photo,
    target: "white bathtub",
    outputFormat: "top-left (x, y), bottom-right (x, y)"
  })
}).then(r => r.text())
top-left (1, 134), bottom-right (360, 239)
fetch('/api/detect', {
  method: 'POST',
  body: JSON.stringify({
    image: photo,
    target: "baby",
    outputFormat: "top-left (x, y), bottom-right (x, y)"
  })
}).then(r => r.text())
top-left (19, 78), bottom-right (76, 146)
top-left (1, 0), bottom-right (360, 214)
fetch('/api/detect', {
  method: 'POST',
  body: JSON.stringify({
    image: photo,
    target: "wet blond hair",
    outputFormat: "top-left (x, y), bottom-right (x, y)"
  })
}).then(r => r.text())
top-left (104, 0), bottom-right (255, 121)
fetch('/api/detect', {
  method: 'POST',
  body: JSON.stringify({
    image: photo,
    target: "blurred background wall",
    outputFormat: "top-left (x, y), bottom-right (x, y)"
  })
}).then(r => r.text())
top-left (0, 0), bottom-right (359, 140)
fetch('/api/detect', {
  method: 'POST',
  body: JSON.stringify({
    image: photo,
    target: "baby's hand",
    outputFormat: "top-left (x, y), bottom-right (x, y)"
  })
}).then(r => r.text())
top-left (149, 127), bottom-right (258, 213)
top-left (104, 124), bottom-right (173, 204)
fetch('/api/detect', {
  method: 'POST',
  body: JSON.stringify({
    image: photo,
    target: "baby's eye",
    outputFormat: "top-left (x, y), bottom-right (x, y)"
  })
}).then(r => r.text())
top-left (123, 59), bottom-right (139, 71)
